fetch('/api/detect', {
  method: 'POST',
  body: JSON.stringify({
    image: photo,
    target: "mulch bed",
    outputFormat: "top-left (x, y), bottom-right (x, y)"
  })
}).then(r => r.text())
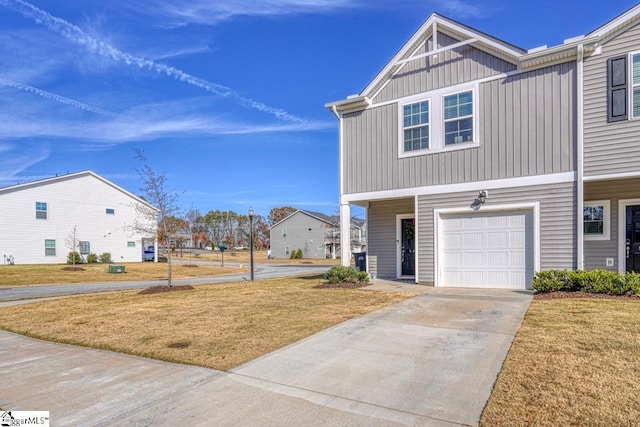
top-left (138, 285), bottom-right (195, 295)
top-left (534, 291), bottom-right (640, 301)
top-left (314, 282), bottom-right (369, 289)
top-left (61, 267), bottom-right (85, 271)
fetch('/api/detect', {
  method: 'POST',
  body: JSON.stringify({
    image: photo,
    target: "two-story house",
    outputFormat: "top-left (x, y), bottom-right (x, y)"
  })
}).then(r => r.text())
top-left (326, 5), bottom-right (640, 289)
top-left (0, 171), bottom-right (158, 264)
top-left (269, 209), bottom-right (366, 259)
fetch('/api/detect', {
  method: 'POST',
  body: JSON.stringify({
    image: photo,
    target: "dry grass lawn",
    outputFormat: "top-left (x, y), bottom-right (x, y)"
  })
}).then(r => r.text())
top-left (481, 298), bottom-right (640, 426)
top-left (0, 277), bottom-right (412, 370)
top-left (0, 250), bottom-right (338, 287)
top-left (0, 262), bottom-right (247, 287)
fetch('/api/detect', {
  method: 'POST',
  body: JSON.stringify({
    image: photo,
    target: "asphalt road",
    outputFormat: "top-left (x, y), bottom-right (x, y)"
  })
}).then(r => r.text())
top-left (0, 263), bottom-right (330, 303)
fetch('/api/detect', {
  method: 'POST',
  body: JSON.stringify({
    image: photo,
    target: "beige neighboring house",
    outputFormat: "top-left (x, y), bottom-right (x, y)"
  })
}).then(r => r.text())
top-left (269, 209), bottom-right (365, 259)
top-left (326, 5), bottom-right (640, 288)
top-left (0, 171), bottom-right (158, 264)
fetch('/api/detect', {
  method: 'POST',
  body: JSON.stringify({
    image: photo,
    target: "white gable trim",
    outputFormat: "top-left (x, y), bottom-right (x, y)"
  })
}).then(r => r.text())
top-left (341, 172), bottom-right (575, 203)
top-left (0, 171), bottom-right (157, 212)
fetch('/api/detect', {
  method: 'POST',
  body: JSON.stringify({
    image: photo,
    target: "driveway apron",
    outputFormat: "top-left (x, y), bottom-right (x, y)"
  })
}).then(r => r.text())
top-left (0, 286), bottom-right (531, 426)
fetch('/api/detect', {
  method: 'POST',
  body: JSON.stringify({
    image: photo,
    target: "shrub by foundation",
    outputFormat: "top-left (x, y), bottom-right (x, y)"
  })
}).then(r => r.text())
top-left (324, 266), bottom-right (369, 285)
top-left (533, 269), bottom-right (640, 296)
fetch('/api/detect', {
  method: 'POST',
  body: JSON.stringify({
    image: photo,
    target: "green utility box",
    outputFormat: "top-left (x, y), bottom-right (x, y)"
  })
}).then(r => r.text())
top-left (108, 265), bottom-right (125, 274)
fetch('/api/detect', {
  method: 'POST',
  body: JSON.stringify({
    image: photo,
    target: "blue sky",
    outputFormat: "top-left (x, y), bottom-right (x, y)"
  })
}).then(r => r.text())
top-left (1, 0), bottom-right (637, 218)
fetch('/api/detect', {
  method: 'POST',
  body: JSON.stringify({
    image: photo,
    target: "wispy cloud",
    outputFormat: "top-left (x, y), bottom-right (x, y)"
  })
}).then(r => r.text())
top-left (0, 78), bottom-right (116, 117)
top-left (0, 0), bottom-right (307, 123)
top-left (151, 0), bottom-right (358, 26)
top-left (0, 143), bottom-right (50, 184)
top-left (146, 0), bottom-right (489, 26)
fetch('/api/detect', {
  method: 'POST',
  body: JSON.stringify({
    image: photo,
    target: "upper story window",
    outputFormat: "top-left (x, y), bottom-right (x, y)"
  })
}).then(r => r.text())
top-left (403, 101), bottom-right (430, 152)
top-left (444, 91), bottom-right (473, 145)
top-left (36, 202), bottom-right (47, 219)
top-left (398, 83), bottom-right (478, 158)
top-left (282, 228), bottom-right (287, 238)
top-left (106, 208), bottom-right (115, 215)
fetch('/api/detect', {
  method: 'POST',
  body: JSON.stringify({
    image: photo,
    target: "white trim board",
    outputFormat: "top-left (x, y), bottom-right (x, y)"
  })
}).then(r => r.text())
top-left (618, 198), bottom-right (640, 274)
top-left (433, 202), bottom-right (540, 288)
top-left (396, 213), bottom-right (416, 281)
top-left (584, 171), bottom-right (640, 182)
top-left (341, 172), bottom-right (575, 204)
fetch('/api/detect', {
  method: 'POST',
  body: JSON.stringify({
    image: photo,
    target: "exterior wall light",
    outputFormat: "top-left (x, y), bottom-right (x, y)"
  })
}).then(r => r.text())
top-left (478, 190), bottom-right (488, 204)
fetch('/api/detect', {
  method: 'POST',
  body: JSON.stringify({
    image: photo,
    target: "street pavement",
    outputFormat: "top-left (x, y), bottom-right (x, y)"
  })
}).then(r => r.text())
top-left (0, 263), bottom-right (329, 303)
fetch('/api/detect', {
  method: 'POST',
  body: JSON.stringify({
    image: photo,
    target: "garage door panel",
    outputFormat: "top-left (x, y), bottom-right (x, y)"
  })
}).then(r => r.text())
top-left (440, 210), bottom-right (533, 289)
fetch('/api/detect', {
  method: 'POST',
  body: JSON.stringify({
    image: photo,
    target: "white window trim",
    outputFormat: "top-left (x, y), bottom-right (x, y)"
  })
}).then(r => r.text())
top-left (583, 200), bottom-right (610, 241)
top-left (398, 82), bottom-right (479, 158)
top-left (630, 51), bottom-right (640, 120)
top-left (400, 98), bottom-right (431, 153)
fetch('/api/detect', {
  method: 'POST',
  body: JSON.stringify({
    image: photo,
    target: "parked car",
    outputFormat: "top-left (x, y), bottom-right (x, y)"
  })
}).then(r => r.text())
top-left (143, 246), bottom-right (155, 261)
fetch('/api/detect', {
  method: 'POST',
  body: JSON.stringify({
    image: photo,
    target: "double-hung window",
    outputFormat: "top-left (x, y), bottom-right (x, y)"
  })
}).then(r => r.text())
top-left (36, 201), bottom-right (47, 219)
top-left (398, 84), bottom-right (477, 157)
top-left (584, 200), bottom-right (610, 240)
top-left (403, 101), bottom-right (430, 152)
top-left (45, 239), bottom-right (56, 256)
top-left (444, 91), bottom-right (473, 145)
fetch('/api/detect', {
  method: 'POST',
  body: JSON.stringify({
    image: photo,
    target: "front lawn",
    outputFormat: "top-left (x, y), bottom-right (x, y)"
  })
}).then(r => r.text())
top-left (0, 277), bottom-right (412, 370)
top-left (0, 262), bottom-right (246, 287)
top-left (481, 297), bottom-right (640, 426)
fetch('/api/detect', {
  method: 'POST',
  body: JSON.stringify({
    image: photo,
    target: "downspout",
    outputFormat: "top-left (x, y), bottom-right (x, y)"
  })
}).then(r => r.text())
top-left (576, 44), bottom-right (585, 270)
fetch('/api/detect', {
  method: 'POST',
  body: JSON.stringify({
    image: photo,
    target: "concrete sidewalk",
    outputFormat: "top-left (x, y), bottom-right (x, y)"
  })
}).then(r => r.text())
top-left (0, 286), bottom-right (532, 426)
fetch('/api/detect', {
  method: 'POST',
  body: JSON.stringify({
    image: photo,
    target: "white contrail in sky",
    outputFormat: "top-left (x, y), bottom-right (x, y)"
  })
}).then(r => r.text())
top-left (0, 78), bottom-right (116, 117)
top-left (0, 0), bottom-right (306, 123)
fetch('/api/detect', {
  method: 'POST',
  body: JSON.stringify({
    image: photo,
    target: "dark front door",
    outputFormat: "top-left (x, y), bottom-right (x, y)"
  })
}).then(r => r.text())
top-left (626, 205), bottom-right (640, 272)
top-left (401, 218), bottom-right (415, 276)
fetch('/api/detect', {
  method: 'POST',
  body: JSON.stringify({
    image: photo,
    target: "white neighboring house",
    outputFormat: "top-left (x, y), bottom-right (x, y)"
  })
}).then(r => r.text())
top-left (0, 171), bottom-right (158, 265)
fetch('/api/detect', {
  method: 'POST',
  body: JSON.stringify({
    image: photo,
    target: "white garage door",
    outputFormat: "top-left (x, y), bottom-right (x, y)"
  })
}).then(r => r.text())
top-left (440, 210), bottom-right (533, 289)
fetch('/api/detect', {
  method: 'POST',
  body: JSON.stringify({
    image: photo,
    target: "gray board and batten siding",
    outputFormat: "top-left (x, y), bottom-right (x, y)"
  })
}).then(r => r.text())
top-left (584, 177), bottom-right (640, 271)
top-left (415, 182), bottom-right (576, 284)
top-left (364, 182), bottom-right (576, 282)
top-left (342, 61), bottom-right (577, 195)
top-left (366, 198), bottom-right (414, 279)
top-left (584, 21), bottom-right (640, 177)
top-left (374, 32), bottom-right (518, 103)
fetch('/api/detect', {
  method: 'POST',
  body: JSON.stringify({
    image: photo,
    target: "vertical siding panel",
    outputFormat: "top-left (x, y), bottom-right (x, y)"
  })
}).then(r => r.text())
top-left (584, 24), bottom-right (640, 176)
top-left (511, 76), bottom-right (520, 177)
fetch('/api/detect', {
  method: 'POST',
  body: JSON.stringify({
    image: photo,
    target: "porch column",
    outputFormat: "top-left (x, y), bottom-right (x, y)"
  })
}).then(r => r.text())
top-left (340, 202), bottom-right (351, 266)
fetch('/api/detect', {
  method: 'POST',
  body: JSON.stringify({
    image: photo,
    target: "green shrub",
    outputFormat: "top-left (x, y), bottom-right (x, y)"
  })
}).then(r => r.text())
top-left (86, 253), bottom-right (98, 264)
top-left (99, 252), bottom-right (111, 263)
top-left (532, 270), bottom-right (573, 293)
top-left (324, 266), bottom-right (369, 284)
top-left (533, 269), bottom-right (640, 295)
top-left (67, 251), bottom-right (81, 265)
top-left (289, 249), bottom-right (303, 259)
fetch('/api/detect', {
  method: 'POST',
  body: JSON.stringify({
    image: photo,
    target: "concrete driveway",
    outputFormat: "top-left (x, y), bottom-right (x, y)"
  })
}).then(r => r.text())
top-left (0, 285), bottom-right (531, 426)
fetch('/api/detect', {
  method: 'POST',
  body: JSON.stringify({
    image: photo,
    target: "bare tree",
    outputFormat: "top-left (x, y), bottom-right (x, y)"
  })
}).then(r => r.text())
top-left (65, 225), bottom-right (81, 266)
top-left (133, 149), bottom-right (181, 286)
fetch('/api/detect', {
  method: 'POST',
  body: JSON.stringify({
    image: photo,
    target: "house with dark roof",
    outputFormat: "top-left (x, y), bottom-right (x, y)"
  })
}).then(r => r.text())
top-left (269, 209), bottom-right (365, 259)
